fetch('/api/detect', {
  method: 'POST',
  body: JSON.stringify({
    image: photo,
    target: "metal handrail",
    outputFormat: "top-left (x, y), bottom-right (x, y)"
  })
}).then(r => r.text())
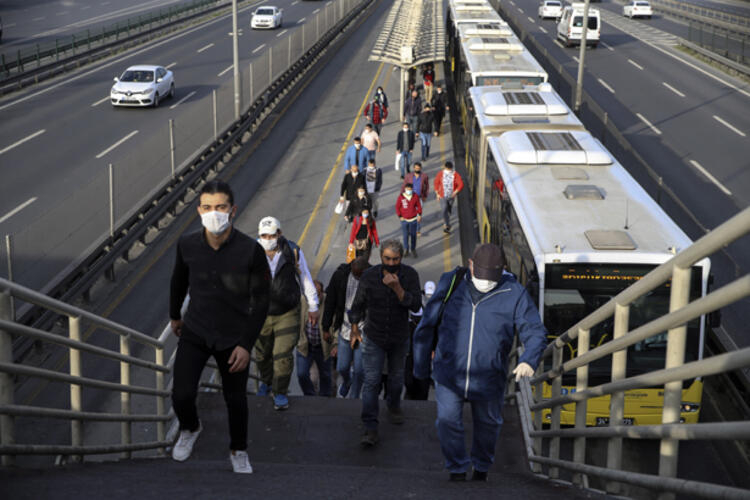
top-left (512, 207), bottom-right (750, 499)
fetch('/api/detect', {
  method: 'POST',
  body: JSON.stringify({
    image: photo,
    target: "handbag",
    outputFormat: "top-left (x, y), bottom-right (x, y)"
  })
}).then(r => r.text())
top-left (354, 238), bottom-right (369, 251)
top-left (346, 244), bottom-right (356, 263)
top-left (334, 199), bottom-right (345, 215)
top-left (395, 152), bottom-right (401, 171)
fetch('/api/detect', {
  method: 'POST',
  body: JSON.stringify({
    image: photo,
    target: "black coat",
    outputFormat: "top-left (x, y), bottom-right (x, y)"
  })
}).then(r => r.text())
top-left (340, 172), bottom-right (366, 201)
top-left (417, 111), bottom-right (436, 134)
top-left (322, 263), bottom-right (351, 333)
top-left (397, 130), bottom-right (416, 152)
top-left (431, 91), bottom-right (448, 117)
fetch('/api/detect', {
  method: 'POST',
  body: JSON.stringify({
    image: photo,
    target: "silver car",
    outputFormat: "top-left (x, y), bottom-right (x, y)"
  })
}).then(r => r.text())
top-left (111, 65), bottom-right (175, 107)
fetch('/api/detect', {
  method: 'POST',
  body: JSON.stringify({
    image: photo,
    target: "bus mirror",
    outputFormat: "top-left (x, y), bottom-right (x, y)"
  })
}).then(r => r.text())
top-left (708, 309), bottom-right (721, 329)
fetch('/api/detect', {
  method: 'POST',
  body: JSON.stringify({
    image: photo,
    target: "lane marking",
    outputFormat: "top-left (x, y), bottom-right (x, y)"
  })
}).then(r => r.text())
top-left (277, 29), bottom-right (288, 37)
top-left (0, 129), bottom-right (46, 155)
top-left (598, 78), bottom-right (615, 94)
top-left (56, 11), bottom-right (69, 16)
top-left (628, 59), bottom-right (644, 70)
top-left (528, 16), bottom-right (535, 23)
top-left (197, 42), bottom-right (214, 53)
top-left (297, 17), bottom-right (306, 24)
top-left (252, 43), bottom-right (266, 53)
top-left (689, 160), bottom-right (731, 195)
top-left (636, 113), bottom-right (661, 135)
top-left (95, 130), bottom-right (138, 159)
top-left (4, 23), bottom-right (16, 28)
top-left (313, 8), bottom-right (320, 14)
top-left (217, 64), bottom-right (234, 77)
top-left (0, 198), bottom-right (38, 225)
top-left (292, 0), bottom-right (299, 4)
top-left (91, 96), bottom-right (110, 107)
top-left (662, 82), bottom-right (685, 97)
top-left (539, 26), bottom-right (548, 34)
top-left (170, 90), bottom-right (197, 110)
top-left (573, 56), bottom-right (579, 63)
top-left (601, 41), bottom-right (614, 51)
top-left (165, 61), bottom-right (177, 69)
top-left (517, 7), bottom-right (523, 13)
top-left (81, 6), bottom-right (91, 10)
top-left (101, 1), bottom-right (111, 5)
top-left (32, 16), bottom-right (45, 21)
top-left (713, 115), bottom-right (746, 137)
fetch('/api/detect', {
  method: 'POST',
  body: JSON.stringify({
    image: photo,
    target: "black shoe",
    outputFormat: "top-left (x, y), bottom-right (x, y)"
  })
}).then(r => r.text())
top-left (443, 227), bottom-right (450, 234)
top-left (387, 407), bottom-right (405, 425)
top-left (411, 250), bottom-right (418, 258)
top-left (449, 472), bottom-right (466, 482)
top-left (404, 250), bottom-right (410, 258)
top-left (360, 429), bottom-right (379, 446)
top-left (472, 470), bottom-right (488, 482)
top-left (374, 211), bottom-right (378, 218)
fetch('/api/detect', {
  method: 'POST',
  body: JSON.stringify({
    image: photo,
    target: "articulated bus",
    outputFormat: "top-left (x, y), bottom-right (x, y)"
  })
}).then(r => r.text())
top-left (468, 87), bottom-right (709, 425)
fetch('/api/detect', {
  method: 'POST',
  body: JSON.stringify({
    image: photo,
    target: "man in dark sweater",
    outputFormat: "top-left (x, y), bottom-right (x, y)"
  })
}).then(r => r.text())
top-left (349, 240), bottom-right (422, 446)
top-left (169, 180), bottom-right (270, 474)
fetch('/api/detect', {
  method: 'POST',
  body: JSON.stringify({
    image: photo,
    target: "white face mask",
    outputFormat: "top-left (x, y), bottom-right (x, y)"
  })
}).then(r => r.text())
top-left (351, 170), bottom-right (358, 177)
top-left (201, 210), bottom-right (231, 235)
top-left (259, 237), bottom-right (278, 251)
top-left (362, 213), bottom-right (369, 219)
top-left (355, 144), bottom-right (361, 150)
top-left (402, 128), bottom-right (408, 132)
top-left (358, 191), bottom-right (366, 198)
top-left (472, 275), bottom-right (497, 293)
top-left (404, 189), bottom-right (413, 196)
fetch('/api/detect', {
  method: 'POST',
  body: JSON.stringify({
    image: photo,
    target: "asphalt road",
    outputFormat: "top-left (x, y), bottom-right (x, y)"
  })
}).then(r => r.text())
top-left (498, 0), bottom-right (750, 351)
top-left (0, 0), bottom-right (333, 290)
top-left (0, 0), bottom-right (202, 55)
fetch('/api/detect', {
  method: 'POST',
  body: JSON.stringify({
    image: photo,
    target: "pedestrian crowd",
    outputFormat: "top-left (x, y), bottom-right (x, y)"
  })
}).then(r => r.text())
top-left (167, 70), bottom-right (547, 481)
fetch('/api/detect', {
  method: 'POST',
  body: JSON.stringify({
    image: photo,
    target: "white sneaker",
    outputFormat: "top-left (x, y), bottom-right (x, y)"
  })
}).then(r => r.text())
top-left (230, 450), bottom-right (253, 474)
top-left (171, 422), bottom-right (202, 462)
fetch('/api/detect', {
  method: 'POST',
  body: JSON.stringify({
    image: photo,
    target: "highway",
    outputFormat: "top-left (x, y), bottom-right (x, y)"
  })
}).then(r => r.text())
top-left (496, 0), bottom-right (750, 350)
top-left (0, 0), bottom-right (327, 290)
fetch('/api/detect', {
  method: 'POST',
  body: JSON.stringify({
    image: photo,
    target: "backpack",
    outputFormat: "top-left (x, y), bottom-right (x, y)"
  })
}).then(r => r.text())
top-left (431, 266), bottom-right (468, 351)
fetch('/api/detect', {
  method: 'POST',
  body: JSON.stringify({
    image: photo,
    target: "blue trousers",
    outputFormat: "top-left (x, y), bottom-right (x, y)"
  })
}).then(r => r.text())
top-left (366, 148), bottom-right (376, 164)
top-left (361, 335), bottom-right (409, 430)
top-left (336, 332), bottom-right (364, 398)
top-left (401, 219), bottom-right (418, 252)
top-left (434, 383), bottom-right (504, 473)
top-left (399, 151), bottom-right (412, 177)
top-left (419, 132), bottom-right (432, 160)
top-left (296, 344), bottom-right (332, 397)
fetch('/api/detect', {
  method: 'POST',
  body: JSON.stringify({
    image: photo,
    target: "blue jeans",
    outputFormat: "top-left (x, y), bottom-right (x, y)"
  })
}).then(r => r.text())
top-left (419, 132), bottom-right (432, 160)
top-left (398, 151), bottom-right (411, 177)
top-left (366, 148), bottom-right (376, 164)
top-left (401, 219), bottom-right (418, 252)
top-left (296, 344), bottom-right (332, 397)
top-left (361, 335), bottom-right (409, 430)
top-left (434, 383), bottom-right (504, 473)
top-left (440, 197), bottom-right (454, 227)
top-left (408, 115), bottom-right (419, 132)
top-left (336, 332), bottom-right (364, 398)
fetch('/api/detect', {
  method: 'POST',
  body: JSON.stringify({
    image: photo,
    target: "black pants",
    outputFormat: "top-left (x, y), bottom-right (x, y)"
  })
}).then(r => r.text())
top-left (172, 337), bottom-right (249, 451)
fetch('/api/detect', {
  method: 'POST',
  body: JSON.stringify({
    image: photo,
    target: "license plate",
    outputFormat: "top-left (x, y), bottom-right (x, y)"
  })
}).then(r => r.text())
top-left (595, 417), bottom-right (634, 426)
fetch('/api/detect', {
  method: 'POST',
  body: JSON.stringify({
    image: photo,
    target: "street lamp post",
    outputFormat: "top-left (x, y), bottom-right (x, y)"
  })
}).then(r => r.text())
top-left (574, 0), bottom-right (592, 113)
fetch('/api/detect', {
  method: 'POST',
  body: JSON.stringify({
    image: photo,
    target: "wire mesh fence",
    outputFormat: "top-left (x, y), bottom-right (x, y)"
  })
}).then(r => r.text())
top-left (687, 22), bottom-right (749, 65)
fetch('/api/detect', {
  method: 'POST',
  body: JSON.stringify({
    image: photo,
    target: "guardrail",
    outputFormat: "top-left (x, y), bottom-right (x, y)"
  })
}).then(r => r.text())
top-left (685, 21), bottom-right (749, 66)
top-left (509, 207), bottom-right (750, 499)
top-left (0, 0), bottom-right (221, 83)
top-left (654, 0), bottom-right (750, 35)
top-left (2, 0), bottom-right (373, 341)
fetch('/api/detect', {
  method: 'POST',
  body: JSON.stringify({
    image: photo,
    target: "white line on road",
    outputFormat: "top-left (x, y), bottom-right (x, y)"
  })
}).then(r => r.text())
top-left (539, 26), bottom-right (547, 33)
top-left (297, 17), bottom-right (306, 23)
top-left (292, 0), bottom-right (299, 4)
top-left (56, 11), bottom-right (69, 16)
top-left (528, 16), bottom-right (535, 23)
top-left (601, 41), bottom-right (614, 51)
top-left (0, 129), bottom-right (46, 155)
top-left (662, 82), bottom-right (685, 97)
top-left (252, 44), bottom-right (266, 53)
top-left (91, 96), bottom-right (110, 107)
top-left (713, 115), bottom-right (746, 137)
top-left (166, 61), bottom-right (177, 69)
top-left (517, 7), bottom-right (523, 13)
top-left (101, 1), bottom-right (111, 5)
top-left (95, 130), bottom-right (138, 159)
top-left (276, 29), bottom-right (288, 37)
top-left (598, 78), bottom-right (615, 94)
top-left (170, 90), bottom-right (197, 110)
top-left (636, 113), bottom-right (661, 135)
top-left (197, 43), bottom-right (214, 53)
top-left (313, 8), bottom-right (320, 14)
top-left (32, 16), bottom-right (45, 21)
top-left (81, 6), bottom-right (90, 10)
top-left (4, 23), bottom-right (16, 28)
top-left (689, 160), bottom-right (732, 195)
top-left (217, 64), bottom-right (234, 77)
top-left (0, 198), bottom-right (38, 225)
top-left (509, 0), bottom-right (515, 4)
top-left (628, 59), bottom-right (644, 70)
top-left (573, 56), bottom-right (580, 63)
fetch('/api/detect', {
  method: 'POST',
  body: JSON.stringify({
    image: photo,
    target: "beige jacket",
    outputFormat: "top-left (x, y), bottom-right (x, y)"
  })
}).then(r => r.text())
top-left (297, 296), bottom-right (337, 359)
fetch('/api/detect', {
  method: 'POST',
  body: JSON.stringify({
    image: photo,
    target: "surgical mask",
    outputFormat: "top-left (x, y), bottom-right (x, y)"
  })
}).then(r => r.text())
top-left (200, 211), bottom-right (231, 235)
top-left (355, 144), bottom-right (361, 149)
top-left (377, 90), bottom-right (383, 94)
top-left (403, 127), bottom-right (408, 132)
top-left (358, 191), bottom-right (366, 198)
top-left (362, 213), bottom-right (369, 219)
top-left (383, 263), bottom-right (400, 274)
top-left (259, 237), bottom-right (278, 251)
top-left (472, 276), bottom-right (497, 293)
top-left (351, 170), bottom-right (358, 177)
top-left (404, 189), bottom-right (413, 196)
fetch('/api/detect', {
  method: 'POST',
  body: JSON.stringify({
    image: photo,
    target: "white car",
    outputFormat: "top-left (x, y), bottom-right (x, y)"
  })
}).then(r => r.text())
top-left (623, 0), bottom-right (653, 19)
top-left (251, 6), bottom-right (282, 29)
top-left (538, 0), bottom-right (562, 20)
top-left (111, 65), bottom-right (174, 107)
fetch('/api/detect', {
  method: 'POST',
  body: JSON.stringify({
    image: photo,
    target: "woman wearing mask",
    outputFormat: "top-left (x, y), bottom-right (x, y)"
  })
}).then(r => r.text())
top-left (349, 209), bottom-right (380, 259)
top-left (345, 186), bottom-right (372, 223)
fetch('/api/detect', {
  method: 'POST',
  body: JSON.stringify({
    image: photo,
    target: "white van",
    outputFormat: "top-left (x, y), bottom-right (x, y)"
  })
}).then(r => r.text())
top-left (556, 3), bottom-right (600, 48)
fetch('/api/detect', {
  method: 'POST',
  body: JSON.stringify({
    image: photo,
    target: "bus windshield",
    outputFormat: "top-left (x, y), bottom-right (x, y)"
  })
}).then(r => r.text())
top-left (543, 263), bottom-right (703, 385)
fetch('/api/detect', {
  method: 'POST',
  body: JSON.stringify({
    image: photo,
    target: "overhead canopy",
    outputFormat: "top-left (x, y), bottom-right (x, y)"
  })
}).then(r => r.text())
top-left (369, 0), bottom-right (445, 68)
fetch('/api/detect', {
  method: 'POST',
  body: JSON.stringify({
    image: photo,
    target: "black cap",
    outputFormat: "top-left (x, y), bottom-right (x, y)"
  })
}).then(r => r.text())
top-left (472, 244), bottom-right (504, 281)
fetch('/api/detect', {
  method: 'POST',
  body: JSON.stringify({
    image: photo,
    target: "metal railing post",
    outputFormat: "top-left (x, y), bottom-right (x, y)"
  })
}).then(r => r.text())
top-left (155, 345), bottom-right (166, 454)
top-left (0, 290), bottom-right (15, 466)
top-left (169, 119), bottom-right (176, 179)
top-left (269, 50), bottom-right (273, 87)
top-left (249, 62), bottom-right (254, 104)
top-left (549, 346), bottom-right (563, 479)
top-left (212, 90), bottom-right (218, 141)
top-left (657, 266), bottom-right (691, 500)
top-left (69, 315), bottom-right (83, 462)
top-left (532, 365), bottom-right (543, 473)
top-left (573, 327), bottom-right (590, 487)
top-left (108, 164), bottom-right (115, 241)
top-left (4, 235), bottom-right (14, 320)
top-left (606, 303), bottom-right (629, 494)
top-left (120, 335), bottom-right (131, 458)
top-left (288, 35), bottom-right (292, 68)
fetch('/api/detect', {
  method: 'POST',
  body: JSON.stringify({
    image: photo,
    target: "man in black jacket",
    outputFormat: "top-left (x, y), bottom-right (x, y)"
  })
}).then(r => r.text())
top-left (340, 163), bottom-right (367, 222)
top-left (431, 85), bottom-right (449, 135)
top-left (169, 180), bottom-right (270, 473)
top-left (396, 122), bottom-right (416, 179)
top-left (349, 240), bottom-right (422, 446)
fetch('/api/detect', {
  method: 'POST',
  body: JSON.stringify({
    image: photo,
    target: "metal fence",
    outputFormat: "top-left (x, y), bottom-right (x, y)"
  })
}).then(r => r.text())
top-left (1, 0), bottom-right (362, 299)
top-left (0, 0), bottom-right (220, 78)
top-left (687, 21), bottom-right (749, 66)
top-left (509, 207), bottom-right (750, 500)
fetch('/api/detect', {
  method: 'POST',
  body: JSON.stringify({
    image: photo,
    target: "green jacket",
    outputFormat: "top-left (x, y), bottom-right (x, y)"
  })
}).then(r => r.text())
top-left (297, 296), bottom-right (337, 359)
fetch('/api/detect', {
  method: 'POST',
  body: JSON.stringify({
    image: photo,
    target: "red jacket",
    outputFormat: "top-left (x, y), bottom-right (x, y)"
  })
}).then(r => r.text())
top-left (364, 100), bottom-right (388, 125)
top-left (400, 172), bottom-right (430, 201)
top-left (395, 193), bottom-right (422, 220)
top-left (349, 216), bottom-right (379, 246)
top-left (434, 170), bottom-right (464, 198)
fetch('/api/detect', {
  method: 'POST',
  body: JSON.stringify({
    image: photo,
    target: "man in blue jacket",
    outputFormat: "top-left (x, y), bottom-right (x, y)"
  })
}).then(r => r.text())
top-left (343, 137), bottom-right (368, 174)
top-left (413, 243), bottom-right (547, 482)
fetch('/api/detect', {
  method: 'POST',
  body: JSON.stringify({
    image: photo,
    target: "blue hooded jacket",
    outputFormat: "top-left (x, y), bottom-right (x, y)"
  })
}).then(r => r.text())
top-left (413, 268), bottom-right (547, 401)
top-left (344, 144), bottom-right (368, 172)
